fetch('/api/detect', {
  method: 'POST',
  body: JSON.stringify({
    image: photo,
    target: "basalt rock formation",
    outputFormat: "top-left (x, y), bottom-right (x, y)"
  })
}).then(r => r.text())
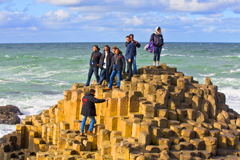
top-left (1, 63), bottom-right (240, 160)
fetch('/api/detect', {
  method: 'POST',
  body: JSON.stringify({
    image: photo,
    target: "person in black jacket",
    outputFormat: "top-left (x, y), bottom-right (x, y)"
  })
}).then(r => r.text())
top-left (98, 45), bottom-right (114, 85)
top-left (105, 48), bottom-right (125, 89)
top-left (125, 34), bottom-right (141, 74)
top-left (112, 46), bottom-right (123, 56)
top-left (80, 89), bottom-right (109, 135)
top-left (125, 36), bottom-right (135, 81)
top-left (150, 26), bottom-right (164, 67)
top-left (85, 45), bottom-right (102, 86)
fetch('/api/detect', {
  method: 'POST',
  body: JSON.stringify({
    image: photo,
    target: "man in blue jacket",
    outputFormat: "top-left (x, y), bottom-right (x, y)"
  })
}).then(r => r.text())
top-left (85, 45), bottom-right (102, 86)
top-left (105, 48), bottom-right (125, 89)
top-left (125, 34), bottom-right (141, 74)
top-left (125, 36), bottom-right (135, 81)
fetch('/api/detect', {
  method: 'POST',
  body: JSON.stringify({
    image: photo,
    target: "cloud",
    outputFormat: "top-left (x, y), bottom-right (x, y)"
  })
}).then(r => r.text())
top-left (203, 27), bottom-right (215, 33)
top-left (123, 16), bottom-right (143, 26)
top-left (0, 11), bottom-right (34, 28)
top-left (1, 1), bottom-right (240, 42)
top-left (36, 0), bottom-right (240, 15)
top-left (43, 9), bottom-right (71, 21)
top-left (37, 0), bottom-right (83, 6)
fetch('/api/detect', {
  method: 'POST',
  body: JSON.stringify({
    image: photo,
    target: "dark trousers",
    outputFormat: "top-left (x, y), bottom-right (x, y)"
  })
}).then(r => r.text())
top-left (153, 46), bottom-right (162, 61)
top-left (98, 68), bottom-right (111, 84)
top-left (86, 67), bottom-right (99, 86)
top-left (127, 61), bottom-right (133, 80)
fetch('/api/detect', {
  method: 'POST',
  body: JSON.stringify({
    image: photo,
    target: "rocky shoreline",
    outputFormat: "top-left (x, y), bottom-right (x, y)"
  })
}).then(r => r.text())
top-left (0, 105), bottom-right (23, 125)
top-left (0, 63), bottom-right (240, 160)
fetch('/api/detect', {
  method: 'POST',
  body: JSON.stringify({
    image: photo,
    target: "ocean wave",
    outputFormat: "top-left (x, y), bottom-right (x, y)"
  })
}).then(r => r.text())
top-left (35, 70), bottom-right (62, 78)
top-left (53, 81), bottom-right (71, 86)
top-left (161, 53), bottom-right (185, 57)
top-left (0, 94), bottom-right (62, 115)
top-left (211, 77), bottom-right (240, 86)
top-left (222, 55), bottom-right (240, 58)
top-left (46, 57), bottom-right (64, 59)
top-left (230, 68), bottom-right (240, 73)
top-left (0, 124), bottom-right (16, 138)
top-left (219, 87), bottom-right (240, 114)
top-left (198, 73), bottom-right (216, 77)
top-left (0, 93), bottom-right (63, 138)
top-left (162, 48), bottom-right (167, 51)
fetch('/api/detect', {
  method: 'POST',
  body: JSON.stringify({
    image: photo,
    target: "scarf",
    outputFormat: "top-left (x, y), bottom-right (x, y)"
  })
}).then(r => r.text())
top-left (155, 26), bottom-right (162, 35)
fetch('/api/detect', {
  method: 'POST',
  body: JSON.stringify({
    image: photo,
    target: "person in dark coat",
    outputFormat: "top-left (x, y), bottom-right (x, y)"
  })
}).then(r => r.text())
top-left (112, 46), bottom-right (122, 56)
top-left (105, 48), bottom-right (125, 89)
top-left (85, 45), bottom-right (102, 86)
top-left (80, 89), bottom-right (109, 135)
top-left (125, 34), bottom-right (141, 74)
top-left (150, 26), bottom-right (164, 67)
top-left (98, 45), bottom-right (114, 85)
top-left (125, 36), bottom-right (135, 81)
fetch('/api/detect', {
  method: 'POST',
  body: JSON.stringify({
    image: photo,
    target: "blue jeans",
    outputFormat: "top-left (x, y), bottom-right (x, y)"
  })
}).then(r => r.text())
top-left (127, 56), bottom-right (137, 74)
top-left (86, 67), bottom-right (99, 86)
top-left (108, 70), bottom-right (121, 89)
top-left (81, 115), bottom-right (95, 133)
top-left (98, 68), bottom-right (106, 85)
top-left (153, 46), bottom-right (162, 61)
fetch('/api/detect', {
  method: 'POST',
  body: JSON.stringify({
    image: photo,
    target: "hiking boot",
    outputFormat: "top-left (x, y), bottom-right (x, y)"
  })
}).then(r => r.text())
top-left (80, 132), bottom-right (85, 136)
top-left (114, 86), bottom-right (119, 88)
top-left (87, 131), bottom-right (93, 135)
top-left (105, 87), bottom-right (111, 90)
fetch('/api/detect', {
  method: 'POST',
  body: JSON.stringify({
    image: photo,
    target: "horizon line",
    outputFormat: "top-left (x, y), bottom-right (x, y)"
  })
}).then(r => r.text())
top-left (0, 41), bottom-right (240, 44)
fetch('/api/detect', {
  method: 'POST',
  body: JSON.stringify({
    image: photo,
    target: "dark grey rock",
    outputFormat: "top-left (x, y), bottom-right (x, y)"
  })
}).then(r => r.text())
top-left (0, 105), bottom-right (23, 125)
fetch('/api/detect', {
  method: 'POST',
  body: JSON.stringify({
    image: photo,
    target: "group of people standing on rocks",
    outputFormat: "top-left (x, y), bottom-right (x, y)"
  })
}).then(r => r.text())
top-left (85, 26), bottom-right (164, 89)
top-left (80, 27), bottom-right (164, 135)
top-left (85, 34), bottom-right (141, 90)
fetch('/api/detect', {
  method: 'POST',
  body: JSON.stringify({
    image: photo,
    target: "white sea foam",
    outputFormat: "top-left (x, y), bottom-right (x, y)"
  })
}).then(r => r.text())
top-left (219, 87), bottom-right (240, 114)
top-left (161, 53), bottom-right (185, 57)
top-left (0, 124), bottom-right (16, 138)
top-left (5, 55), bottom-right (9, 57)
top-left (0, 93), bottom-right (63, 138)
top-left (223, 54), bottom-right (240, 58)
top-left (35, 70), bottom-right (62, 78)
top-left (198, 73), bottom-right (216, 77)
top-left (212, 77), bottom-right (240, 86)
top-left (0, 94), bottom-right (63, 115)
top-left (230, 68), bottom-right (240, 73)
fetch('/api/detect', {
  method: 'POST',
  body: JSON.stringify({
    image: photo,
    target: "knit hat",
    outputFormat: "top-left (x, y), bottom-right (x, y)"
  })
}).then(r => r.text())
top-left (90, 89), bottom-right (95, 93)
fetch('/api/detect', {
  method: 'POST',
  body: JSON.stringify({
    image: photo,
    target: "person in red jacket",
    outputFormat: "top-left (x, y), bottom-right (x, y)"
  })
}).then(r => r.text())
top-left (80, 89), bottom-right (109, 135)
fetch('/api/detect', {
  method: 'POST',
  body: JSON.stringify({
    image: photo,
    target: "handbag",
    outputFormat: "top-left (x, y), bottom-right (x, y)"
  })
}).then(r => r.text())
top-left (144, 41), bottom-right (154, 53)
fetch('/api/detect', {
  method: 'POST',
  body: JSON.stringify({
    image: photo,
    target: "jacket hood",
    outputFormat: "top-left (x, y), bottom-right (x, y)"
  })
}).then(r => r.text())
top-left (85, 92), bottom-right (94, 96)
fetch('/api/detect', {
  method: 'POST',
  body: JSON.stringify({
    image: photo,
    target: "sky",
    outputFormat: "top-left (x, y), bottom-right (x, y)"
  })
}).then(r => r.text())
top-left (0, 0), bottom-right (240, 43)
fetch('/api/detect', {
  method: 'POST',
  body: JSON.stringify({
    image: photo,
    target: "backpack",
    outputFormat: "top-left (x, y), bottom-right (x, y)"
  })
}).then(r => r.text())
top-left (144, 41), bottom-right (154, 53)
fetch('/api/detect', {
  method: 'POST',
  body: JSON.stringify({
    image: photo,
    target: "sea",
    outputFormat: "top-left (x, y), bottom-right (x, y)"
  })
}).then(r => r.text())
top-left (0, 42), bottom-right (240, 137)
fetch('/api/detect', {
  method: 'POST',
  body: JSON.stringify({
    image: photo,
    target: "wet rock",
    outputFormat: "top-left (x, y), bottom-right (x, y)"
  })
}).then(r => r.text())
top-left (0, 105), bottom-right (23, 125)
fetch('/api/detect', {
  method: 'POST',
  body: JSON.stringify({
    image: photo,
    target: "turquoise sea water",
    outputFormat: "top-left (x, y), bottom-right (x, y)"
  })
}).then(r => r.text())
top-left (0, 42), bottom-right (240, 137)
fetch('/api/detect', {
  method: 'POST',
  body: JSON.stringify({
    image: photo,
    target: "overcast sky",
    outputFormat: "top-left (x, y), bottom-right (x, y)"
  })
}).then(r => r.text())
top-left (0, 0), bottom-right (240, 43)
